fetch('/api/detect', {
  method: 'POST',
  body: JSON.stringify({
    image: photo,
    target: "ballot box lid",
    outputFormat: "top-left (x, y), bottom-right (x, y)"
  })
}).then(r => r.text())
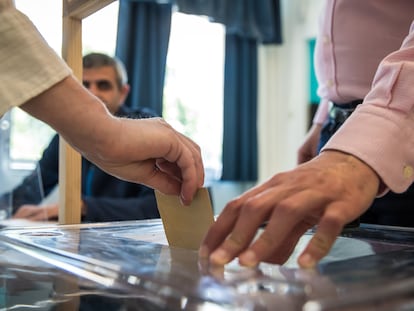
top-left (0, 220), bottom-right (414, 310)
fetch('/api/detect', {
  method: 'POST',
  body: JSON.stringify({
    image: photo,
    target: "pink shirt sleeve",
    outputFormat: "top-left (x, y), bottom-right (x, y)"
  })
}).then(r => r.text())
top-left (323, 22), bottom-right (414, 194)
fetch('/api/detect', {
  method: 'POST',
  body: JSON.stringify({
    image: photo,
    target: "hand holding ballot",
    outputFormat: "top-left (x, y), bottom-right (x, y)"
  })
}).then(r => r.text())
top-left (0, 3), bottom-right (204, 205)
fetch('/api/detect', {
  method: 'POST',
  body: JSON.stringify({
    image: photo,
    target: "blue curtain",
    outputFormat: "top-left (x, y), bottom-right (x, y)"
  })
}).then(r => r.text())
top-left (221, 35), bottom-right (258, 181)
top-left (115, 0), bottom-right (172, 116)
top-left (176, 0), bottom-right (282, 44)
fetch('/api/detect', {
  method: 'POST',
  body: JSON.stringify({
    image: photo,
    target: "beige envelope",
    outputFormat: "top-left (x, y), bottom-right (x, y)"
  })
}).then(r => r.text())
top-left (155, 188), bottom-right (215, 250)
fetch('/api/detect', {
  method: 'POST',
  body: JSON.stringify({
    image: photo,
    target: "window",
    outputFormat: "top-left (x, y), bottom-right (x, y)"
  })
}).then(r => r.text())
top-left (8, 109), bottom-right (55, 169)
top-left (4, 1), bottom-right (119, 171)
top-left (163, 12), bottom-right (225, 181)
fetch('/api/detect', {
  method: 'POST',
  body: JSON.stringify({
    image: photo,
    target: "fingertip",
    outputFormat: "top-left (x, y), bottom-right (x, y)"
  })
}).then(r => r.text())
top-left (298, 253), bottom-right (317, 269)
top-left (210, 249), bottom-right (231, 266)
top-left (198, 245), bottom-right (210, 258)
top-left (180, 195), bottom-right (190, 206)
top-left (238, 250), bottom-right (259, 267)
top-left (179, 188), bottom-right (191, 206)
top-left (180, 184), bottom-right (196, 206)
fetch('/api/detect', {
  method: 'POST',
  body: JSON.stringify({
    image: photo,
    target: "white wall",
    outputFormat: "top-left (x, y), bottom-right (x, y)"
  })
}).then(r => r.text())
top-left (257, 0), bottom-right (324, 183)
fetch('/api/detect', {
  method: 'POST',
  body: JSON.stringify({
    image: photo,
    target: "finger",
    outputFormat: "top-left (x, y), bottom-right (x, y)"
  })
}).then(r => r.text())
top-left (199, 180), bottom-right (281, 260)
top-left (298, 203), bottom-right (347, 268)
top-left (178, 133), bottom-right (205, 187)
top-left (177, 151), bottom-right (204, 205)
top-left (156, 159), bottom-right (182, 180)
top-left (238, 190), bottom-right (325, 267)
top-left (162, 133), bottom-right (203, 205)
top-left (208, 188), bottom-right (285, 266)
top-left (254, 224), bottom-right (308, 265)
top-left (144, 168), bottom-right (182, 195)
top-left (199, 198), bottom-right (242, 260)
top-left (155, 151), bottom-right (201, 202)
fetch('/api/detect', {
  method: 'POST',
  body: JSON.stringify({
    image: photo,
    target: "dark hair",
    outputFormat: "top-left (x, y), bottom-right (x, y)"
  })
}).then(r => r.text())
top-left (83, 53), bottom-right (128, 89)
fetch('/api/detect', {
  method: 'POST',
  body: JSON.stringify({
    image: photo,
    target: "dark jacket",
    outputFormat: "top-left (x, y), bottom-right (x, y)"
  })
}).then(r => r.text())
top-left (12, 105), bottom-right (160, 222)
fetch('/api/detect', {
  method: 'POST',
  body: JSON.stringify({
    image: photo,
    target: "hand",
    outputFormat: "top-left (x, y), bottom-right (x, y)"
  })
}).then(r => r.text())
top-left (21, 76), bottom-right (204, 205)
top-left (297, 124), bottom-right (322, 164)
top-left (86, 117), bottom-right (205, 206)
top-left (13, 203), bottom-right (58, 221)
top-left (199, 150), bottom-right (380, 268)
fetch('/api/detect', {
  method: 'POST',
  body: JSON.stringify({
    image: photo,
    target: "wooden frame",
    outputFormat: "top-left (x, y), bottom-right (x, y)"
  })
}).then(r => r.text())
top-left (59, 0), bottom-right (116, 224)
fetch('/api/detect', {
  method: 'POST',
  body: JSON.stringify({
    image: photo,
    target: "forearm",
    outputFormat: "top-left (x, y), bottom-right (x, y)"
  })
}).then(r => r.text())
top-left (20, 76), bottom-right (118, 162)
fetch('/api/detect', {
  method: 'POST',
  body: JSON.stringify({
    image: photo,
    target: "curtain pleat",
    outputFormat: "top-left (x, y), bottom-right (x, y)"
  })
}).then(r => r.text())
top-left (115, 0), bottom-right (172, 115)
top-left (176, 0), bottom-right (282, 44)
top-left (221, 34), bottom-right (258, 181)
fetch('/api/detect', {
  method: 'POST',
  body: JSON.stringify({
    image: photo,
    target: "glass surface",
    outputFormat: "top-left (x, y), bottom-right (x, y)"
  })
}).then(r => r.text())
top-left (0, 160), bottom-right (48, 225)
top-left (0, 192), bottom-right (11, 220)
top-left (0, 221), bottom-right (414, 310)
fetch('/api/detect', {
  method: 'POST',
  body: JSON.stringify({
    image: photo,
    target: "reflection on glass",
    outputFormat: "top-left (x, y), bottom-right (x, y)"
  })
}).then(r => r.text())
top-left (0, 222), bottom-right (414, 310)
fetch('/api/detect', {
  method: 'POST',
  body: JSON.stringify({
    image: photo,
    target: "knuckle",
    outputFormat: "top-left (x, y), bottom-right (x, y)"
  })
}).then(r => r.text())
top-left (225, 199), bottom-right (238, 210)
top-left (277, 200), bottom-right (298, 217)
top-left (242, 198), bottom-right (262, 214)
top-left (268, 172), bottom-right (285, 185)
top-left (311, 234), bottom-right (332, 253)
top-left (223, 199), bottom-right (242, 216)
top-left (257, 230), bottom-right (275, 247)
top-left (323, 212), bottom-right (344, 228)
top-left (227, 233), bottom-right (246, 249)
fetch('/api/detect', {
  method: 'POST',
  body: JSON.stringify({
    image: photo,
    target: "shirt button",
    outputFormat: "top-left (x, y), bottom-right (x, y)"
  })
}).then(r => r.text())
top-left (326, 79), bottom-right (334, 88)
top-left (323, 35), bottom-right (330, 44)
top-left (403, 165), bottom-right (413, 179)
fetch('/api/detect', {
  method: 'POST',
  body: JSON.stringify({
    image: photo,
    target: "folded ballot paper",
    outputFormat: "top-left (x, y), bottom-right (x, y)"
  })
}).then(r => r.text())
top-left (155, 188), bottom-right (214, 250)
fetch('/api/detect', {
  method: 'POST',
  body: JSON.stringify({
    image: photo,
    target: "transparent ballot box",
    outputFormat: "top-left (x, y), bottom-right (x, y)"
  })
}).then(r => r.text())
top-left (1, 220), bottom-right (414, 310)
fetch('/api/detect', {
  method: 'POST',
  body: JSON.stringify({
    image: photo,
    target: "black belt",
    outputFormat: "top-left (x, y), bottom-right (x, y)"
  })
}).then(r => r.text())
top-left (329, 99), bottom-right (363, 125)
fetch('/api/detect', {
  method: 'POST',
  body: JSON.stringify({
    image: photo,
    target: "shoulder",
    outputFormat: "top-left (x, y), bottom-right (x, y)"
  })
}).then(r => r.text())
top-left (116, 105), bottom-right (159, 119)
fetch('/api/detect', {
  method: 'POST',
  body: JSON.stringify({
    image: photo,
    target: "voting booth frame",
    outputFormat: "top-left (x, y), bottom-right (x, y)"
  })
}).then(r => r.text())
top-left (59, 0), bottom-right (116, 224)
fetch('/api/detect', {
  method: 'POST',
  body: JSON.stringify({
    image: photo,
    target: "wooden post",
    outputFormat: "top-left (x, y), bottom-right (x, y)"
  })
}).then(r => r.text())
top-left (63, 0), bottom-right (116, 19)
top-left (59, 0), bottom-right (115, 224)
top-left (59, 15), bottom-right (82, 225)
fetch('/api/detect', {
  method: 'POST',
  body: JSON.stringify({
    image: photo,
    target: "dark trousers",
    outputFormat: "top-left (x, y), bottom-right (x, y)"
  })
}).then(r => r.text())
top-left (319, 108), bottom-right (414, 227)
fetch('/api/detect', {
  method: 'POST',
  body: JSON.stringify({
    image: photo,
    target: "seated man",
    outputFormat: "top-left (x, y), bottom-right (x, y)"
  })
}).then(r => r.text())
top-left (11, 52), bottom-right (160, 222)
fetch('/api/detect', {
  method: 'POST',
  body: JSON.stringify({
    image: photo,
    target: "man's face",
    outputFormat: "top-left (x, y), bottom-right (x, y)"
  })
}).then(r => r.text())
top-left (82, 66), bottom-right (129, 114)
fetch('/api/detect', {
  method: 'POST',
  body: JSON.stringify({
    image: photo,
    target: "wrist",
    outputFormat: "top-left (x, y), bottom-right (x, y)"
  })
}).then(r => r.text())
top-left (319, 150), bottom-right (381, 194)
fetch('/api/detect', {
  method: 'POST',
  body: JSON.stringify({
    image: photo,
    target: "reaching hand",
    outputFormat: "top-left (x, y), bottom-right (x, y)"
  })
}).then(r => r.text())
top-left (199, 150), bottom-right (380, 268)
